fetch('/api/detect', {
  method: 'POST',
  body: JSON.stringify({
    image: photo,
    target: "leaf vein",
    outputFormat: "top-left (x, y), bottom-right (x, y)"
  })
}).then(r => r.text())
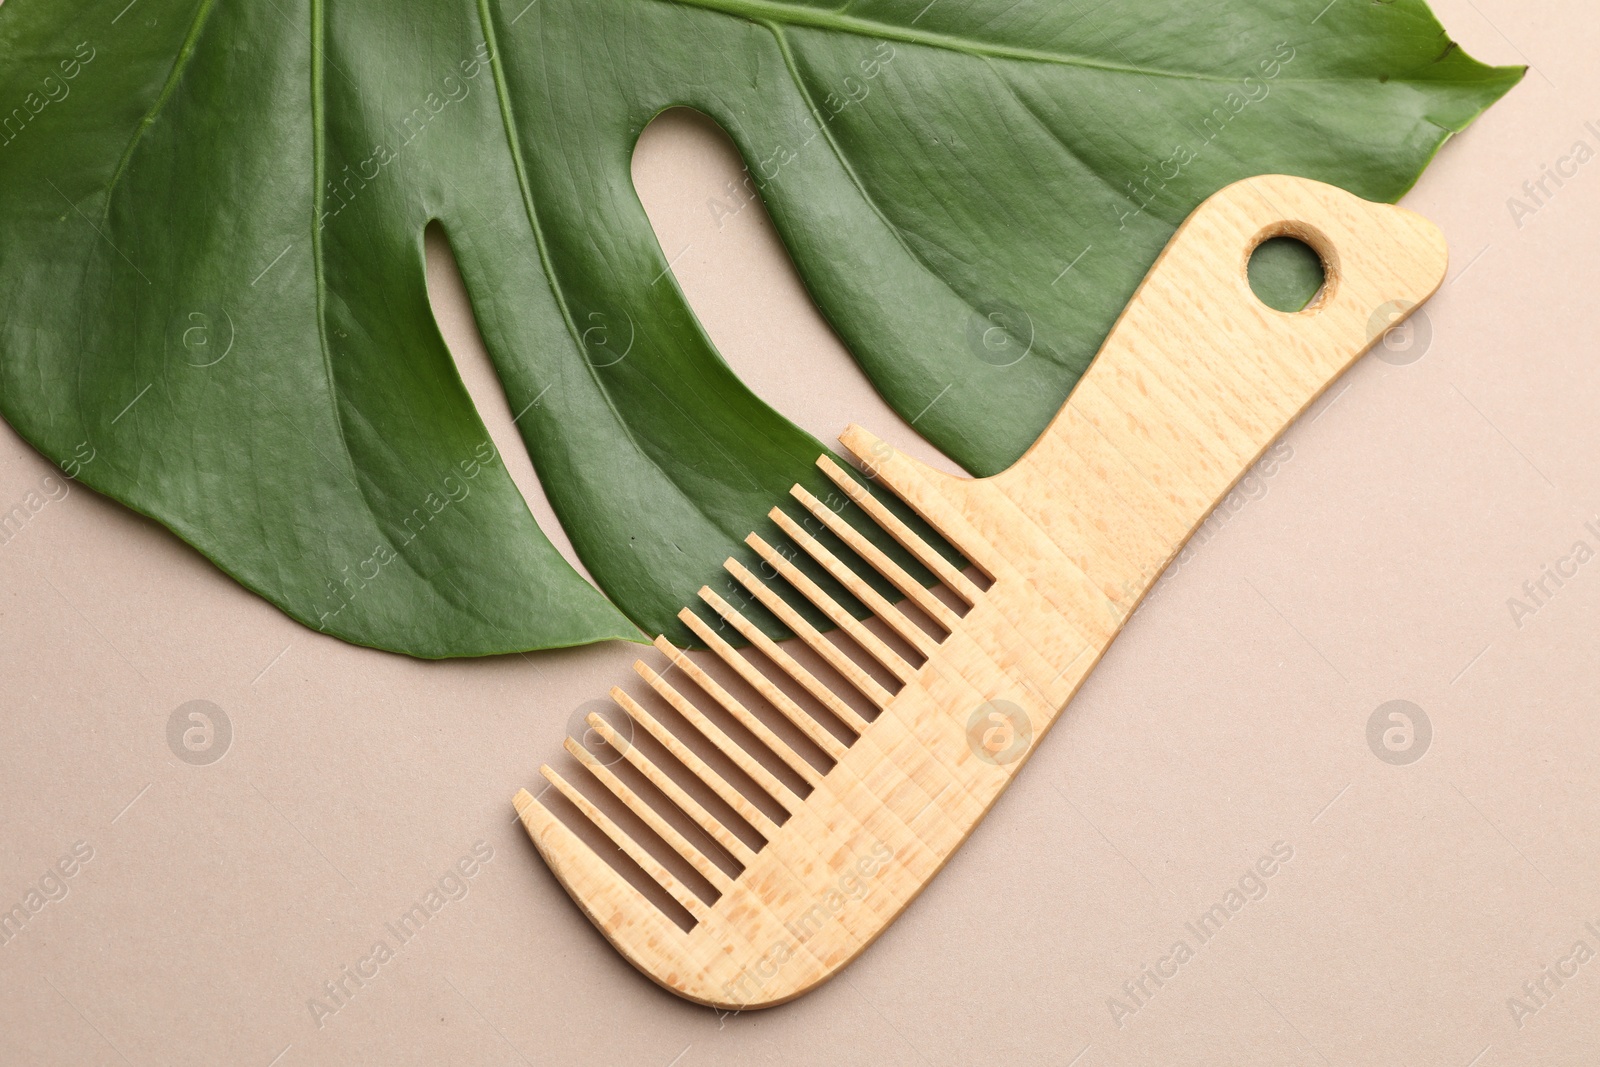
top-left (764, 22), bottom-right (976, 319)
top-left (100, 0), bottom-right (218, 221)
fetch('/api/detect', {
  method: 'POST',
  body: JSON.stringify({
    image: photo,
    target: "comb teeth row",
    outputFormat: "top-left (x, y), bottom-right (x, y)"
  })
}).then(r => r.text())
top-left (536, 456), bottom-right (981, 925)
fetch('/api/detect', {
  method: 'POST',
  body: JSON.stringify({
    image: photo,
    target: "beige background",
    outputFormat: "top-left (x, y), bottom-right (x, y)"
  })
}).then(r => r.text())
top-left (3, 1), bottom-right (1598, 1063)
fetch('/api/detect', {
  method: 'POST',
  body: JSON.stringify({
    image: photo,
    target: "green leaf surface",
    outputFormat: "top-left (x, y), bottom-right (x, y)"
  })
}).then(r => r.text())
top-left (0, 0), bottom-right (1520, 656)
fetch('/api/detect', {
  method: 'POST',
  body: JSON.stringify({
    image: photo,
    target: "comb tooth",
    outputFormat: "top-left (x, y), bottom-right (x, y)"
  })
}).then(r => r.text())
top-left (587, 713), bottom-right (758, 867)
top-left (816, 454), bottom-right (985, 606)
top-left (724, 559), bottom-right (896, 712)
top-left (610, 687), bottom-right (783, 841)
top-left (677, 608), bottom-right (850, 761)
top-left (769, 507), bottom-right (940, 658)
top-left (698, 587), bottom-right (871, 734)
top-left (635, 661), bottom-right (804, 815)
top-left (792, 485), bottom-right (963, 633)
top-left (651, 636), bottom-right (824, 789)
top-left (539, 765), bottom-right (710, 922)
top-left (564, 737), bottom-right (736, 895)
top-left (514, 788), bottom-right (690, 957)
top-left (746, 533), bottom-right (919, 684)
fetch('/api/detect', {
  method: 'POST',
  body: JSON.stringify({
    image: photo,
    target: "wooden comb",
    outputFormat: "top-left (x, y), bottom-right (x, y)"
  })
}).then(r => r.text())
top-left (514, 174), bottom-right (1448, 1008)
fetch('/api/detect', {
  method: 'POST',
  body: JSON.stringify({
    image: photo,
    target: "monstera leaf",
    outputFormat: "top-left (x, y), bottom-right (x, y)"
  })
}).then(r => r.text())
top-left (0, 0), bottom-right (1519, 656)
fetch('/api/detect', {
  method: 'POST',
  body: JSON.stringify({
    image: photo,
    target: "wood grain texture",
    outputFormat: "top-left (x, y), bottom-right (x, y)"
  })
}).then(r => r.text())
top-left (514, 175), bottom-right (1449, 1009)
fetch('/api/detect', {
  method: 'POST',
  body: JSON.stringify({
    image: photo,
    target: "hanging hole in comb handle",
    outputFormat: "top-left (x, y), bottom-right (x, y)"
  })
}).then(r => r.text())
top-left (1245, 224), bottom-right (1334, 314)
